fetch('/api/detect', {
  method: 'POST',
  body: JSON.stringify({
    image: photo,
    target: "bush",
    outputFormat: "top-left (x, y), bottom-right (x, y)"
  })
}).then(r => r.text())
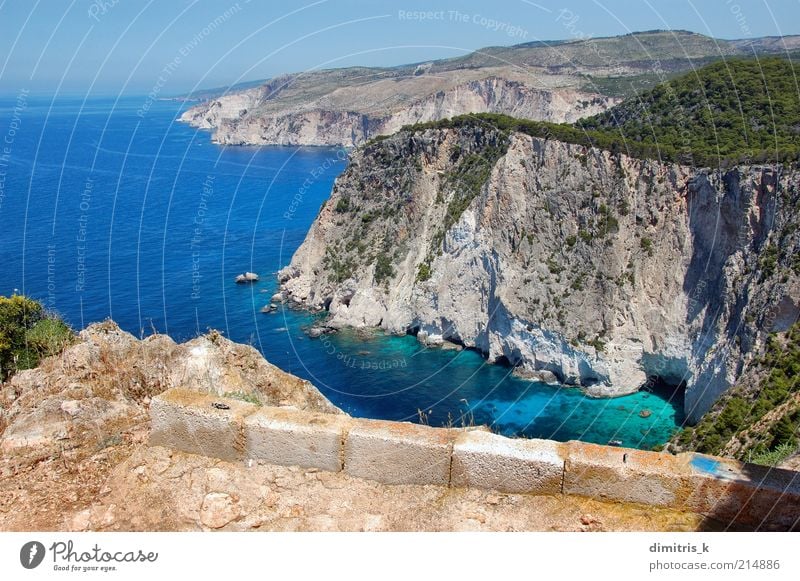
top-left (374, 252), bottom-right (395, 284)
top-left (334, 197), bottom-right (350, 213)
top-left (416, 262), bottom-right (432, 282)
top-left (0, 295), bottom-right (73, 380)
top-left (546, 258), bottom-right (564, 275)
top-left (26, 318), bottom-right (73, 358)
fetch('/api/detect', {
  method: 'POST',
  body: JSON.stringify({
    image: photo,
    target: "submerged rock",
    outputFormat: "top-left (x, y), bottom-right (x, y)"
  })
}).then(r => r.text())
top-left (307, 325), bottom-right (336, 338)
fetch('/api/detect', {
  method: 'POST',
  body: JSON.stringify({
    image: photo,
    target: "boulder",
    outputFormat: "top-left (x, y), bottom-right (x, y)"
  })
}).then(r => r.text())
top-left (235, 272), bottom-right (259, 284)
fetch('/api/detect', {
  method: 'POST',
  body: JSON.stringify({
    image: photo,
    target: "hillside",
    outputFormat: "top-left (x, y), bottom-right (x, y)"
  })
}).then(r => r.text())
top-left (179, 30), bottom-right (800, 147)
top-left (579, 57), bottom-right (800, 165)
top-left (674, 321), bottom-right (800, 464)
top-left (279, 56), bottom-right (800, 429)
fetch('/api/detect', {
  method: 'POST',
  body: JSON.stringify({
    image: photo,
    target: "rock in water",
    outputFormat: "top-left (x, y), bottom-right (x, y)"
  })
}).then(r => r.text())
top-left (307, 325), bottom-right (335, 338)
top-left (235, 272), bottom-right (259, 284)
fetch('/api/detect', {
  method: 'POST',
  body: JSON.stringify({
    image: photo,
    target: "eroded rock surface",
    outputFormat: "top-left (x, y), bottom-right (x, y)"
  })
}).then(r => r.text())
top-left (280, 126), bottom-right (800, 421)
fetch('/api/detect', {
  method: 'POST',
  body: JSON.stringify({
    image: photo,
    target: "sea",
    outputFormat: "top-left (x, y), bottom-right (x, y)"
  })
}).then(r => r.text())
top-left (0, 94), bottom-right (684, 449)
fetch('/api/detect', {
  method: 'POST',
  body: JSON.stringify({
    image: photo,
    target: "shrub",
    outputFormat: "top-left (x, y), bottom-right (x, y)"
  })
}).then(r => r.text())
top-left (546, 258), bottom-right (564, 275)
top-left (223, 391), bottom-right (262, 406)
top-left (334, 197), bottom-right (350, 213)
top-left (0, 295), bottom-right (74, 380)
top-left (374, 252), bottom-right (395, 284)
top-left (416, 262), bottom-right (432, 282)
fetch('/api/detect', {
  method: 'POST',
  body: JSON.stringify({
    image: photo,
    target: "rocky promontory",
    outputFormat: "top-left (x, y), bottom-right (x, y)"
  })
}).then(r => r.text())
top-left (178, 31), bottom-right (800, 148)
top-left (279, 123), bottom-right (800, 422)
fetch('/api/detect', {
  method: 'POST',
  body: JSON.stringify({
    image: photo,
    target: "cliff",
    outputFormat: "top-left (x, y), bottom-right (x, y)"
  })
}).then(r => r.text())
top-left (279, 125), bottom-right (800, 423)
top-left (180, 73), bottom-right (613, 147)
top-left (179, 31), bottom-right (800, 147)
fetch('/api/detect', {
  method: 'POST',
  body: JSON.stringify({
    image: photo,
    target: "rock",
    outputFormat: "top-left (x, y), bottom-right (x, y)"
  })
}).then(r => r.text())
top-left (60, 400), bottom-right (82, 417)
top-left (513, 368), bottom-right (559, 384)
top-left (163, 333), bottom-right (341, 413)
top-left (307, 326), bottom-right (335, 338)
top-left (70, 509), bottom-right (92, 531)
top-left (439, 341), bottom-right (463, 352)
top-left (200, 492), bottom-right (240, 529)
top-left (235, 272), bottom-right (259, 284)
top-left (580, 514), bottom-right (602, 526)
top-left (260, 304), bottom-right (278, 314)
top-left (639, 409), bottom-right (652, 418)
top-left (271, 293), bottom-right (284, 302)
top-left (179, 75), bottom-right (615, 148)
top-left (277, 124), bottom-right (800, 421)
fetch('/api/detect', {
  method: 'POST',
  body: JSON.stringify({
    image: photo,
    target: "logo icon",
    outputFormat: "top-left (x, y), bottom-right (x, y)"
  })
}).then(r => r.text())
top-left (20, 541), bottom-right (46, 569)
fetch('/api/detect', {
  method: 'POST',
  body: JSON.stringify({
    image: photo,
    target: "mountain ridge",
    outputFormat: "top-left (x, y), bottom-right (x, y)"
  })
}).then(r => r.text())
top-left (179, 30), bottom-right (800, 147)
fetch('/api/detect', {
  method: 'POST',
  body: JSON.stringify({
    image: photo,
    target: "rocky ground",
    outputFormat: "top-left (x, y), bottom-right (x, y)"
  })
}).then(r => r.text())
top-left (2, 444), bottom-right (711, 532)
top-left (0, 322), bottom-right (713, 532)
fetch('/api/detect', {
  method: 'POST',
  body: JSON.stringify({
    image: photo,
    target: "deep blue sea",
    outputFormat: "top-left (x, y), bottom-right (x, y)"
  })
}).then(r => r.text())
top-left (0, 95), bottom-right (683, 449)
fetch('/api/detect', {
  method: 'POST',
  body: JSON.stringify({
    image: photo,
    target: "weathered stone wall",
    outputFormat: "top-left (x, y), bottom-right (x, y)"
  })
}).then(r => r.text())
top-left (150, 389), bottom-right (800, 530)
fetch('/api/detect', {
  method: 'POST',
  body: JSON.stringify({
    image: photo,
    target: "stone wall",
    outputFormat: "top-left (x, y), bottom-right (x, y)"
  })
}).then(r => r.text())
top-left (150, 388), bottom-right (800, 530)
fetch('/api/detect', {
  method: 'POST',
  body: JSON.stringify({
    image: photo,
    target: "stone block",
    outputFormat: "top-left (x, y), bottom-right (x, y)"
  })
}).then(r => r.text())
top-left (680, 453), bottom-right (800, 530)
top-left (149, 388), bottom-right (256, 462)
top-left (344, 419), bottom-right (454, 485)
top-left (245, 407), bottom-right (350, 471)
top-left (451, 430), bottom-right (565, 494)
top-left (563, 441), bottom-right (687, 507)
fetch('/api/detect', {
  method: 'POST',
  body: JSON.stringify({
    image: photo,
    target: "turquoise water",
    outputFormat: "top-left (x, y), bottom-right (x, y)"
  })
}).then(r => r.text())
top-left (0, 95), bottom-right (684, 449)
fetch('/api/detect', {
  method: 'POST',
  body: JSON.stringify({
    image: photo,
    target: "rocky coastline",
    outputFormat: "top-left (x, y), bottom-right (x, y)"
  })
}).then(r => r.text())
top-left (278, 125), bottom-right (800, 422)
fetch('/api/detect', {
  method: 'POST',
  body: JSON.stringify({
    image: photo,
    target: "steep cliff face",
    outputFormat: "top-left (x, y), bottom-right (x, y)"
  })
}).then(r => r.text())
top-left (180, 76), bottom-right (614, 147)
top-left (279, 126), bottom-right (800, 422)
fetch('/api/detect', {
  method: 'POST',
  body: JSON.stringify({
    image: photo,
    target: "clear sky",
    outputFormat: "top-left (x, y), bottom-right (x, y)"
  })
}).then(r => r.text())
top-left (1, 0), bottom-right (798, 95)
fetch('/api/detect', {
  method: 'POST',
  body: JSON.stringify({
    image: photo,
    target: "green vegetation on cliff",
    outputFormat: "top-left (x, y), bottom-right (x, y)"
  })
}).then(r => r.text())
top-left (402, 56), bottom-right (799, 168)
top-left (676, 322), bottom-right (800, 464)
top-left (0, 295), bottom-right (74, 380)
top-left (579, 57), bottom-right (800, 166)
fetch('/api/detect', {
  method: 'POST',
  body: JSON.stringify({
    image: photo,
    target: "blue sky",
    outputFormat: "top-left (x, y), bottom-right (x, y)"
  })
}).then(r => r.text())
top-left (1, 0), bottom-right (798, 94)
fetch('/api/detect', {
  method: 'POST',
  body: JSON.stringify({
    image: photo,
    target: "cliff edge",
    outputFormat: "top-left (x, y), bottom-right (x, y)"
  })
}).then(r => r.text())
top-left (279, 124), bottom-right (800, 422)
